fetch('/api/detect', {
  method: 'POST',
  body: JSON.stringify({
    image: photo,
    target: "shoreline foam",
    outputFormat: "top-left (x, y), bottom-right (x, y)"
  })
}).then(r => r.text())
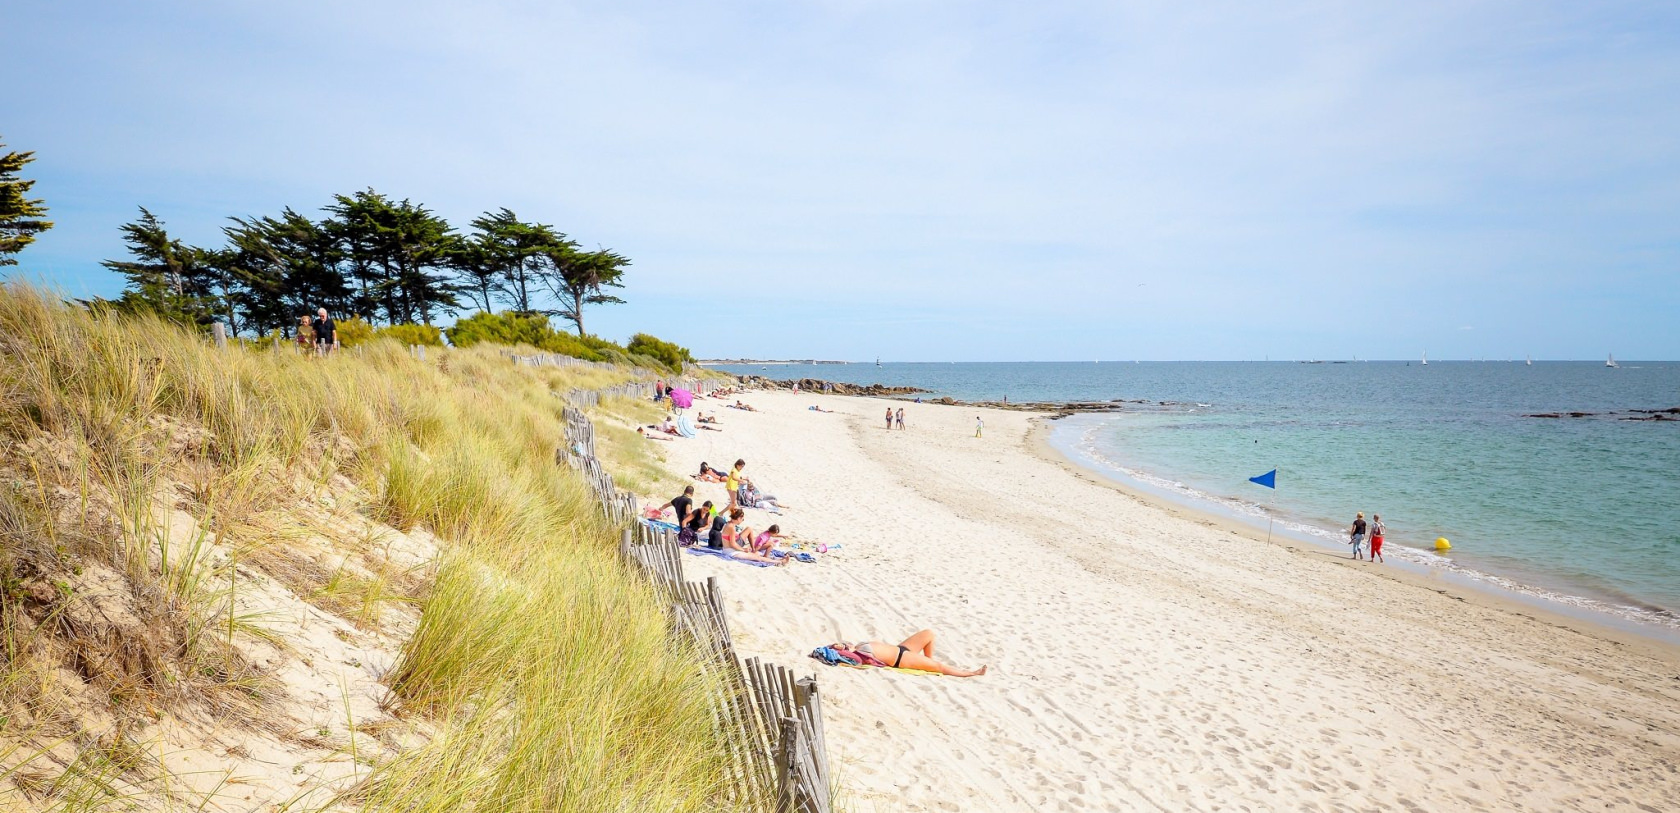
top-left (1043, 415), bottom-right (1680, 644)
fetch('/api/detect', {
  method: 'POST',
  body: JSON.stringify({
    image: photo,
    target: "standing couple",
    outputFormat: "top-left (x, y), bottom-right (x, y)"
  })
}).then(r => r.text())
top-left (884, 407), bottom-right (905, 430)
top-left (1348, 512), bottom-right (1386, 562)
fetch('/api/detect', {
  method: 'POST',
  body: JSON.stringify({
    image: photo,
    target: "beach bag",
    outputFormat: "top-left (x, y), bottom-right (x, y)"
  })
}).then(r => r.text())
top-left (677, 527), bottom-right (697, 547)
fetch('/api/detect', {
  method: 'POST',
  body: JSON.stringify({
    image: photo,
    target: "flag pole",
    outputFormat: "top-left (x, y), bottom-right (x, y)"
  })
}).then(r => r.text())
top-left (1266, 466), bottom-right (1276, 543)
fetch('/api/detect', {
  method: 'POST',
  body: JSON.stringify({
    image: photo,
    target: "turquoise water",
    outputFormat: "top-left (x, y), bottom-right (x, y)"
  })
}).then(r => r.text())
top-left (713, 361), bottom-right (1680, 630)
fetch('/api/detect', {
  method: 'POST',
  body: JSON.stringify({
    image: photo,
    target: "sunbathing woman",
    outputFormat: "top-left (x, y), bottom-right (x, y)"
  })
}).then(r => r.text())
top-left (636, 426), bottom-right (672, 442)
top-left (839, 629), bottom-right (986, 677)
top-left (694, 462), bottom-right (727, 482)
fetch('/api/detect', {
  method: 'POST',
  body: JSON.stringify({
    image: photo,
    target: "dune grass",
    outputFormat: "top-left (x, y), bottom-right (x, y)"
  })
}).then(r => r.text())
top-left (591, 395), bottom-right (689, 497)
top-left (0, 283), bottom-right (725, 811)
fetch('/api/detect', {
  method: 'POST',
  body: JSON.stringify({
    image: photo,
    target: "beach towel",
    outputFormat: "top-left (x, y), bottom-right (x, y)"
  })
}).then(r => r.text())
top-left (808, 647), bottom-right (863, 667)
top-left (640, 518), bottom-right (681, 535)
top-left (676, 416), bottom-right (698, 438)
top-left (684, 546), bottom-right (776, 568)
top-left (810, 645), bottom-right (945, 675)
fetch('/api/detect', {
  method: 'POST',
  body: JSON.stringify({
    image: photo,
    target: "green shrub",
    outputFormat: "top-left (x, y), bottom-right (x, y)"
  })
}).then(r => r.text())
top-left (336, 316), bottom-right (376, 348)
top-left (446, 311), bottom-right (554, 349)
top-left (626, 333), bottom-right (693, 373)
top-left (379, 322), bottom-right (444, 347)
top-left (444, 311), bottom-right (673, 367)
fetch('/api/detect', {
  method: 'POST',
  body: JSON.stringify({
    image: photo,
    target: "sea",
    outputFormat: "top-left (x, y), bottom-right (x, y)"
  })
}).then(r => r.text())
top-left (709, 360), bottom-right (1680, 637)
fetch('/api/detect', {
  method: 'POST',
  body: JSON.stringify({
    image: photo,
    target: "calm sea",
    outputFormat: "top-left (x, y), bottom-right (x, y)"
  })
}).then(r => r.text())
top-left (711, 361), bottom-right (1680, 633)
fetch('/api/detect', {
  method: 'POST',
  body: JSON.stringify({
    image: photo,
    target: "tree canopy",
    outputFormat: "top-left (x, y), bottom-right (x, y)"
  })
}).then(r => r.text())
top-left (97, 192), bottom-right (633, 339)
top-left (0, 136), bottom-right (54, 266)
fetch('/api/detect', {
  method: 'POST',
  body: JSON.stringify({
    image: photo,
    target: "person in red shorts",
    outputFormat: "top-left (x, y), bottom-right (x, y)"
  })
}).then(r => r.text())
top-left (1369, 514), bottom-right (1386, 563)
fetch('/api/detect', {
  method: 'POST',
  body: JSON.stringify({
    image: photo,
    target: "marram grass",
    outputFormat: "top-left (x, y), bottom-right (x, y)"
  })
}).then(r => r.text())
top-left (0, 283), bottom-right (725, 811)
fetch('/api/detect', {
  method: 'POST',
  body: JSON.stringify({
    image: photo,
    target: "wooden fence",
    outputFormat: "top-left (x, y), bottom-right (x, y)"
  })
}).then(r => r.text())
top-left (553, 376), bottom-right (832, 813)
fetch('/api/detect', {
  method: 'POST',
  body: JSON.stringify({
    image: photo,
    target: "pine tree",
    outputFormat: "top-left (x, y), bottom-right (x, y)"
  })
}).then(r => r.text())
top-left (101, 208), bottom-right (219, 326)
top-left (0, 136), bottom-right (54, 265)
top-left (543, 246), bottom-right (628, 336)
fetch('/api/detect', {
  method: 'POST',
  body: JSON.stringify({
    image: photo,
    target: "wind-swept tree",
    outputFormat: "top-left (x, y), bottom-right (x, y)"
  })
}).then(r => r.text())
top-left (469, 208), bottom-right (572, 314)
top-left (101, 208), bottom-right (220, 326)
top-left (221, 208), bottom-right (353, 335)
top-left (324, 190), bottom-right (458, 324)
top-left (542, 246), bottom-right (628, 336)
top-left (447, 233), bottom-right (501, 313)
top-left (0, 136), bottom-right (53, 265)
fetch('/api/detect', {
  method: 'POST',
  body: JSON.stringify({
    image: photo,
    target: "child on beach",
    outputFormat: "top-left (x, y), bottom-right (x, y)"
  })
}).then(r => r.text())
top-left (1349, 512), bottom-right (1368, 560)
top-left (752, 524), bottom-right (784, 554)
top-left (975, 416), bottom-right (984, 438)
top-left (726, 459), bottom-right (747, 511)
top-left (1369, 514), bottom-right (1385, 563)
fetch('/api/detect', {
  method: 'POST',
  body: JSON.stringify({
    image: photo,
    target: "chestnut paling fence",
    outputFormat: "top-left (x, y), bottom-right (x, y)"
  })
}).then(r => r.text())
top-left (533, 360), bottom-right (831, 813)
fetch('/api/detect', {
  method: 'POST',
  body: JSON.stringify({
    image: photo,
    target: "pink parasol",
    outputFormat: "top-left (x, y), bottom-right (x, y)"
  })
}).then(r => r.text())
top-left (669, 388), bottom-right (694, 408)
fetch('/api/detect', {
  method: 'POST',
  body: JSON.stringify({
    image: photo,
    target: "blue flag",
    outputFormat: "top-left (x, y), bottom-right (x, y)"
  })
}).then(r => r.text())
top-left (1248, 469), bottom-right (1276, 489)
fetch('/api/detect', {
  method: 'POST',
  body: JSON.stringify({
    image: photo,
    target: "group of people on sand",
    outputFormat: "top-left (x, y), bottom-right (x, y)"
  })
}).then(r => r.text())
top-left (671, 399), bottom-right (988, 677)
top-left (658, 483), bottom-right (789, 565)
top-left (884, 406), bottom-right (906, 430)
top-left (1348, 512), bottom-right (1387, 562)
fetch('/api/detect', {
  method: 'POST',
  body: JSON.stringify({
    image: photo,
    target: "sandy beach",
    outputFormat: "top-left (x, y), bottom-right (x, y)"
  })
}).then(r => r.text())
top-left (652, 390), bottom-right (1680, 812)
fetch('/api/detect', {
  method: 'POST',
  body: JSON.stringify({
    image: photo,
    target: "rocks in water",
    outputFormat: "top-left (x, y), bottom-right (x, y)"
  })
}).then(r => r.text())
top-left (1523, 406), bottom-right (1680, 422)
top-left (736, 375), bottom-right (929, 396)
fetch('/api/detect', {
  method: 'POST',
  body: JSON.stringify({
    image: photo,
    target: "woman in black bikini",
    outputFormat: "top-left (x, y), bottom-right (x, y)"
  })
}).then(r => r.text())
top-left (848, 629), bottom-right (986, 677)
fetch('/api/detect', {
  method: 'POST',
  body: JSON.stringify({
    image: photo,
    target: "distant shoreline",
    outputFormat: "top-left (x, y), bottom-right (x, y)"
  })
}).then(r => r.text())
top-left (698, 359), bottom-right (851, 365)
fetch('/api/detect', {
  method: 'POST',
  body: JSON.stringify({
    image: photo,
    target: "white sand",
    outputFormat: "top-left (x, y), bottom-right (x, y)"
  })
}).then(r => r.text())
top-left (658, 391), bottom-right (1680, 812)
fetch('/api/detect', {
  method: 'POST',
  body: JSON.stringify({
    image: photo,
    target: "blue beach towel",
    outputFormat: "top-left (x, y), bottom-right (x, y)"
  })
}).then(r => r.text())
top-left (676, 416), bottom-right (698, 438)
top-left (684, 546), bottom-right (775, 568)
top-left (641, 518), bottom-right (682, 535)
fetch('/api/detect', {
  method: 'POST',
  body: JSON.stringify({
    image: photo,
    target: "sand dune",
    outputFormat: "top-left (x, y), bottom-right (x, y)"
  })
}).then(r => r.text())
top-left (660, 391), bottom-right (1680, 811)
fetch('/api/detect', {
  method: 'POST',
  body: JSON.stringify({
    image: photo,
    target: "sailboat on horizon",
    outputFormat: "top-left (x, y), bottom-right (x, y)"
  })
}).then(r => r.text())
top-left (1421, 350), bottom-right (1428, 366)
top-left (1526, 355), bottom-right (1533, 366)
top-left (1606, 354), bottom-right (1619, 369)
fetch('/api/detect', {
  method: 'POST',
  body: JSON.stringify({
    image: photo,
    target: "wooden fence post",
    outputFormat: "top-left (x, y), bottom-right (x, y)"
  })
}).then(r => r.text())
top-left (212, 321), bottom-right (227, 349)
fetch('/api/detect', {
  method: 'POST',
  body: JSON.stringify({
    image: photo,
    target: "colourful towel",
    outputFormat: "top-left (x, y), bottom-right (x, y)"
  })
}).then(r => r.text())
top-left (641, 518), bottom-right (681, 535)
top-left (684, 546), bottom-right (775, 568)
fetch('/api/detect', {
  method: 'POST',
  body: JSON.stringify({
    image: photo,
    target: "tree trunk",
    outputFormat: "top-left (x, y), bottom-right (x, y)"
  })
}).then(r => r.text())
top-left (569, 288), bottom-right (585, 335)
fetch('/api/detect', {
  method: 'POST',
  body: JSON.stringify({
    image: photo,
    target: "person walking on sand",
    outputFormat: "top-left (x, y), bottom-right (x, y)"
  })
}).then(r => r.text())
top-left (895, 407), bottom-right (905, 430)
top-left (1369, 514), bottom-right (1386, 563)
top-left (313, 308), bottom-right (337, 356)
top-left (1349, 512), bottom-right (1368, 560)
top-left (975, 416), bottom-right (984, 438)
top-left (885, 407), bottom-right (894, 430)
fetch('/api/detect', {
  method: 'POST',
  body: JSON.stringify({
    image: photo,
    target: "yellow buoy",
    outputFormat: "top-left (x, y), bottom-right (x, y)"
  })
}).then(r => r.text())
top-left (1435, 537), bottom-right (1452, 551)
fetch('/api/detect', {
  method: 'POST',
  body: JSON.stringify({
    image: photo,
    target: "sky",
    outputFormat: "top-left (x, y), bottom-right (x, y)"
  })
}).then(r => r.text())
top-left (4, 0), bottom-right (1679, 361)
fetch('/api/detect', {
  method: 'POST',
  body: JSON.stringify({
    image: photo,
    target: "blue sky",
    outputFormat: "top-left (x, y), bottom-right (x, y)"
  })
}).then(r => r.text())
top-left (5, 1), bottom-right (1678, 361)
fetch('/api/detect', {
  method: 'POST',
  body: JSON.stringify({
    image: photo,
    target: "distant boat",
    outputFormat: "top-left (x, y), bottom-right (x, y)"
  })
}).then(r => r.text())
top-left (1526, 355), bottom-right (1532, 366)
top-left (1606, 354), bottom-right (1619, 369)
top-left (876, 357), bottom-right (881, 368)
top-left (1421, 350), bottom-right (1428, 366)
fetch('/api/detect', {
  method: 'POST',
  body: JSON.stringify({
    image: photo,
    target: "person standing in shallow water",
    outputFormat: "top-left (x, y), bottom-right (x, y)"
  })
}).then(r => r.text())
top-left (1349, 512), bottom-right (1368, 560)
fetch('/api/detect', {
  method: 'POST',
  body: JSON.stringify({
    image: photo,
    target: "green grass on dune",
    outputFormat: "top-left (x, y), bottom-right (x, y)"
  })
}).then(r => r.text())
top-left (0, 283), bottom-right (724, 811)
